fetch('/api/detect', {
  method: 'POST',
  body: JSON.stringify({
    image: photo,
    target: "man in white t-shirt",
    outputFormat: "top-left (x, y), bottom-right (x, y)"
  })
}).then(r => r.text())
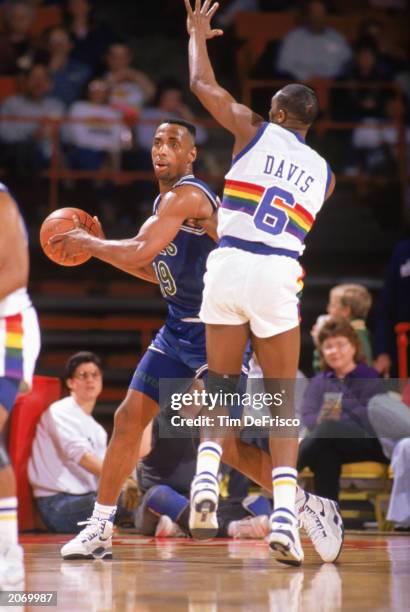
top-left (28, 352), bottom-right (107, 534)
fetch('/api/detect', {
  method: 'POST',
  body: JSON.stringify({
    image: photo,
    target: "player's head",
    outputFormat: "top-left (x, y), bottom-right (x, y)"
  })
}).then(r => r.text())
top-left (65, 351), bottom-right (103, 404)
top-left (152, 119), bottom-right (197, 182)
top-left (269, 84), bottom-right (319, 131)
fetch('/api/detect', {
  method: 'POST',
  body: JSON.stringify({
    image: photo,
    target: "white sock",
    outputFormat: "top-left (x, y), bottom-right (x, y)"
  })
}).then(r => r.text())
top-left (272, 467), bottom-right (297, 519)
top-left (0, 497), bottom-right (18, 546)
top-left (195, 441), bottom-right (222, 479)
top-left (93, 502), bottom-right (116, 522)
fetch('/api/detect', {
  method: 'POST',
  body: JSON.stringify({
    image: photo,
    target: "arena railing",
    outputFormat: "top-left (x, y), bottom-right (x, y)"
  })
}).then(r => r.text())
top-left (0, 96), bottom-right (407, 217)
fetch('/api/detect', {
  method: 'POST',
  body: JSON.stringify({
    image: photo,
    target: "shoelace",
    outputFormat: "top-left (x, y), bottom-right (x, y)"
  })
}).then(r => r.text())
top-left (303, 509), bottom-right (326, 542)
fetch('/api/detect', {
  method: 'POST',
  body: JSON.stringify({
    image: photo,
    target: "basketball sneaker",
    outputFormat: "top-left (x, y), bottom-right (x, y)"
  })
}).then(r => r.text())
top-left (228, 515), bottom-right (270, 539)
top-left (189, 473), bottom-right (219, 540)
top-left (155, 515), bottom-right (185, 538)
top-left (60, 517), bottom-right (113, 560)
top-left (297, 491), bottom-right (344, 563)
top-left (0, 543), bottom-right (25, 590)
top-left (267, 509), bottom-right (304, 566)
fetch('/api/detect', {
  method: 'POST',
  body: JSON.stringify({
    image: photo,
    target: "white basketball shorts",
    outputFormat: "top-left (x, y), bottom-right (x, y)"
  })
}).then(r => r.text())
top-left (199, 247), bottom-right (303, 338)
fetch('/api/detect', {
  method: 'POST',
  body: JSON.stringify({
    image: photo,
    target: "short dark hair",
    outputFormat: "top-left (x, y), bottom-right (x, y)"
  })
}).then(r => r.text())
top-left (318, 317), bottom-right (364, 370)
top-left (64, 351), bottom-right (102, 380)
top-left (276, 84), bottom-right (319, 126)
top-left (159, 118), bottom-right (197, 139)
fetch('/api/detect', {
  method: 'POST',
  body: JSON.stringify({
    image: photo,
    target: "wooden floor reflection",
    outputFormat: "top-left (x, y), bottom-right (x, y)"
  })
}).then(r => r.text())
top-left (20, 533), bottom-right (410, 611)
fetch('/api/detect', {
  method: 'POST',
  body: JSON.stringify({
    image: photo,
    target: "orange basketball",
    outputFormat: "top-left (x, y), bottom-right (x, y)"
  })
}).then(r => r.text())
top-left (39, 207), bottom-right (104, 267)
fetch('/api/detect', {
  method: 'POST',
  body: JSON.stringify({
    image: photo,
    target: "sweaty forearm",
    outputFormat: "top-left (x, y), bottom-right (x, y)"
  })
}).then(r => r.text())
top-left (188, 31), bottom-right (217, 91)
top-left (86, 236), bottom-right (154, 275)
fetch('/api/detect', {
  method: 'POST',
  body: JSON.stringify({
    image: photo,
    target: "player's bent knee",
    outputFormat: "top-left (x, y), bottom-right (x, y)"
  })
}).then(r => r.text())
top-left (207, 370), bottom-right (241, 396)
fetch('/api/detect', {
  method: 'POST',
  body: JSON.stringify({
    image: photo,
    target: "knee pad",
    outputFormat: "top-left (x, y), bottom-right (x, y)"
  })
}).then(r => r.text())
top-left (0, 436), bottom-right (10, 469)
top-left (145, 485), bottom-right (189, 522)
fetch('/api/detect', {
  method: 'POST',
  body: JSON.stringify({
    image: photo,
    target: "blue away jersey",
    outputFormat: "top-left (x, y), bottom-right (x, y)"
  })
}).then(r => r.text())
top-left (152, 175), bottom-right (219, 323)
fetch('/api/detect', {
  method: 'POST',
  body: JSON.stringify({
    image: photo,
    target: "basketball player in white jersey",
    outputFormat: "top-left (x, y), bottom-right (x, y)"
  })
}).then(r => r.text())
top-left (0, 184), bottom-right (41, 586)
top-left (185, 1), bottom-right (335, 565)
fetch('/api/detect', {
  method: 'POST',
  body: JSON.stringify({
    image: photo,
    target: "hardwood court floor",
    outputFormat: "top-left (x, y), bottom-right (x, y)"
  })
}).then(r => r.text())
top-left (19, 533), bottom-right (410, 611)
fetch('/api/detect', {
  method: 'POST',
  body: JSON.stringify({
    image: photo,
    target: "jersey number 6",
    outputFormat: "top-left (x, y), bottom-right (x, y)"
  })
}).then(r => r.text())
top-left (253, 186), bottom-right (294, 236)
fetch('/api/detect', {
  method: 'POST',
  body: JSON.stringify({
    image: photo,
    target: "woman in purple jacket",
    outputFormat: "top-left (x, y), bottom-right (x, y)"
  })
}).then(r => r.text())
top-left (297, 317), bottom-right (388, 501)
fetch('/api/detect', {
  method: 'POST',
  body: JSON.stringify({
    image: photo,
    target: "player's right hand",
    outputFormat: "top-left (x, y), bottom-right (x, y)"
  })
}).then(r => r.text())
top-left (184, 0), bottom-right (224, 39)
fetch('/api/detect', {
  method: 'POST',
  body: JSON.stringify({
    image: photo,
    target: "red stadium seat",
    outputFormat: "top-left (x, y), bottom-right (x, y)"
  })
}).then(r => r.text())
top-left (8, 376), bottom-right (61, 531)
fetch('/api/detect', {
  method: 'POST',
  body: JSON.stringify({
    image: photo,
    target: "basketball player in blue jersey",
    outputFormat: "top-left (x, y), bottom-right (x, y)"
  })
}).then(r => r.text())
top-left (0, 184), bottom-right (41, 587)
top-left (185, 0), bottom-right (336, 565)
top-left (52, 120), bottom-right (342, 563)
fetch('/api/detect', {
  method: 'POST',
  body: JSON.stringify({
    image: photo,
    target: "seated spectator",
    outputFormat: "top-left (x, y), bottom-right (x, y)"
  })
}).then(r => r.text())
top-left (104, 41), bottom-right (156, 116)
top-left (0, 0), bottom-right (36, 74)
top-left (368, 393), bottom-right (410, 530)
top-left (374, 238), bottom-right (410, 377)
top-left (136, 79), bottom-right (207, 155)
top-left (298, 317), bottom-right (388, 501)
top-left (335, 41), bottom-right (392, 123)
top-left (311, 284), bottom-right (373, 372)
top-left (63, 0), bottom-right (115, 73)
top-left (44, 25), bottom-right (91, 107)
top-left (276, 0), bottom-right (351, 81)
top-left (0, 63), bottom-right (64, 176)
top-left (350, 94), bottom-right (409, 177)
top-left (65, 78), bottom-right (123, 170)
top-left (355, 19), bottom-right (403, 80)
top-left (28, 352), bottom-right (107, 534)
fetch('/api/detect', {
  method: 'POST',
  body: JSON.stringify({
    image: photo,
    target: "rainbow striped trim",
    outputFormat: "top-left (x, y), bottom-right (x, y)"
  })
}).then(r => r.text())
top-left (221, 179), bottom-right (315, 242)
top-left (5, 313), bottom-right (23, 379)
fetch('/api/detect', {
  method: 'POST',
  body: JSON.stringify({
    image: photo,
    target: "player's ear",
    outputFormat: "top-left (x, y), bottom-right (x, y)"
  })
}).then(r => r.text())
top-left (189, 146), bottom-right (197, 164)
top-left (277, 108), bottom-right (287, 124)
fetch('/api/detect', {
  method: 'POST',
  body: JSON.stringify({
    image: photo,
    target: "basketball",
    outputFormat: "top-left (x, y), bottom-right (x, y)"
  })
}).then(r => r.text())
top-left (39, 207), bottom-right (104, 266)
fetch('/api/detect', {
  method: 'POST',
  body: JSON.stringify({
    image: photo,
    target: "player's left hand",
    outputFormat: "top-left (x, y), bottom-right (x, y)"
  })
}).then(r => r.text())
top-left (184, 0), bottom-right (224, 39)
top-left (48, 214), bottom-right (91, 260)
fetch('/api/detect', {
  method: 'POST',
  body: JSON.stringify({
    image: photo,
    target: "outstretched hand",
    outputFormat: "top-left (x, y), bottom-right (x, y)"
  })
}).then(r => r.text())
top-left (184, 0), bottom-right (223, 39)
top-left (48, 214), bottom-right (91, 261)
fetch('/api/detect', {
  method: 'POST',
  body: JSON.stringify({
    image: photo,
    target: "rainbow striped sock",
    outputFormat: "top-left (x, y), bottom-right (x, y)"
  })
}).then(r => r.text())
top-left (195, 442), bottom-right (222, 480)
top-left (272, 467), bottom-right (297, 518)
top-left (0, 497), bottom-right (18, 546)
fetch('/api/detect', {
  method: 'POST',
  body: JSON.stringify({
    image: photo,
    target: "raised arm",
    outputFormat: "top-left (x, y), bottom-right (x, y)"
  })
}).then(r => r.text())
top-left (185, 0), bottom-right (263, 155)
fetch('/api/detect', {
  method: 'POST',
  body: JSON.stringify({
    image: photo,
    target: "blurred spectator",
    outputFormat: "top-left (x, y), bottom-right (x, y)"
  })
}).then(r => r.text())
top-left (335, 41), bottom-right (392, 122)
top-left (297, 318), bottom-right (387, 501)
top-left (0, 0), bottom-right (36, 74)
top-left (311, 284), bottom-right (373, 372)
top-left (104, 42), bottom-right (155, 116)
top-left (368, 394), bottom-right (410, 530)
top-left (63, 0), bottom-right (115, 72)
top-left (350, 94), bottom-right (409, 176)
top-left (28, 352), bottom-right (107, 534)
top-left (355, 19), bottom-right (403, 80)
top-left (0, 63), bottom-right (63, 176)
top-left (276, 0), bottom-right (351, 81)
top-left (65, 78), bottom-right (123, 170)
top-left (44, 25), bottom-right (91, 107)
top-left (374, 238), bottom-right (410, 377)
top-left (136, 79), bottom-right (207, 154)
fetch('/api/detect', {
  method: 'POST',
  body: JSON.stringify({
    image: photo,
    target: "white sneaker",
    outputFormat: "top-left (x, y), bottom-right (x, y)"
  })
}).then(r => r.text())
top-left (297, 491), bottom-right (344, 563)
top-left (0, 543), bottom-right (25, 589)
top-left (267, 510), bottom-right (304, 566)
top-left (61, 517), bottom-right (113, 560)
top-left (155, 515), bottom-right (185, 538)
top-left (228, 515), bottom-right (270, 539)
top-left (189, 473), bottom-right (219, 540)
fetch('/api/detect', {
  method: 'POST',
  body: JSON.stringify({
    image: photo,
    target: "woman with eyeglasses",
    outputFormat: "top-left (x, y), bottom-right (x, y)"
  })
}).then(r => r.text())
top-left (297, 317), bottom-right (388, 502)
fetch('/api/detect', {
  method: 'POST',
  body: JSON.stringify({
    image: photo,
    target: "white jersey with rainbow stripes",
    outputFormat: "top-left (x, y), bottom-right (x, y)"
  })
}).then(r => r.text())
top-left (218, 122), bottom-right (331, 255)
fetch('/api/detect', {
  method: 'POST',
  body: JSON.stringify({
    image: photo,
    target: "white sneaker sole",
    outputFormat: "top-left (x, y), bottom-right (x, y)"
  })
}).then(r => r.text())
top-left (61, 546), bottom-right (112, 561)
top-left (189, 499), bottom-right (218, 540)
top-left (268, 532), bottom-right (303, 566)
